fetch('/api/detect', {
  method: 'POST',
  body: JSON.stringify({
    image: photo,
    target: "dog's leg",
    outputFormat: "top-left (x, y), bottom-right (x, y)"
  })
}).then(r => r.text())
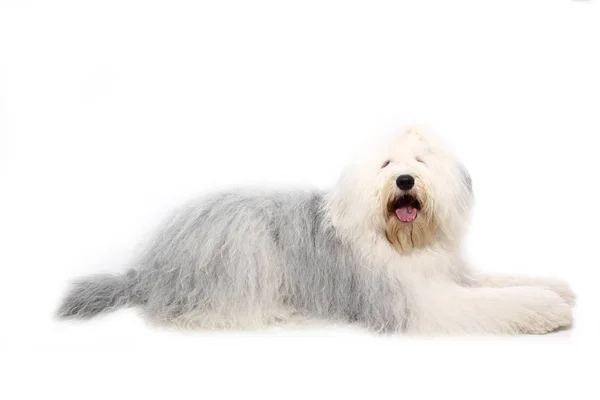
top-left (470, 274), bottom-right (575, 306)
top-left (411, 283), bottom-right (573, 335)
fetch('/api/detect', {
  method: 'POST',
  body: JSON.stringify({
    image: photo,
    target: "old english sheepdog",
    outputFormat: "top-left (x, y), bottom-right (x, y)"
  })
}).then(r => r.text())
top-left (58, 128), bottom-right (575, 334)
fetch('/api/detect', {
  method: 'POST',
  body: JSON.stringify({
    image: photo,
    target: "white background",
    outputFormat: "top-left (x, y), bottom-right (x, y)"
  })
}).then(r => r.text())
top-left (1, 0), bottom-right (599, 399)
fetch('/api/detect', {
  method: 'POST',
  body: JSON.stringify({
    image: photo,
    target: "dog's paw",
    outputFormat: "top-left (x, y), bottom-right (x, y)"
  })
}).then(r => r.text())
top-left (511, 287), bottom-right (573, 334)
top-left (538, 278), bottom-right (576, 307)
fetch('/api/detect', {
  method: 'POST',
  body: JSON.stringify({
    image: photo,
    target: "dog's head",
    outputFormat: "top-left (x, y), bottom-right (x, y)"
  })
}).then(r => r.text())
top-left (327, 128), bottom-right (473, 253)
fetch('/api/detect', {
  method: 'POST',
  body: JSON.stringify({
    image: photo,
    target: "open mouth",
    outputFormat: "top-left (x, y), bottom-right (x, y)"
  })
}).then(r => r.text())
top-left (390, 194), bottom-right (421, 223)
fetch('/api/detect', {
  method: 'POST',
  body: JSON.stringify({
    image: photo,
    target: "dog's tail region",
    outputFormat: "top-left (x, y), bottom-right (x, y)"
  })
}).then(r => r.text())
top-left (57, 270), bottom-right (142, 319)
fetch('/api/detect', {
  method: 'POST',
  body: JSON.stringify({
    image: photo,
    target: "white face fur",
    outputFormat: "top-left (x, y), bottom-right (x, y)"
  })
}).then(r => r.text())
top-left (327, 129), bottom-right (473, 253)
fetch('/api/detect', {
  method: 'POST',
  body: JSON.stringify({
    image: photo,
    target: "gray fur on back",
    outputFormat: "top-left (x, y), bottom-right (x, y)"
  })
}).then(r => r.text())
top-left (58, 189), bottom-right (408, 332)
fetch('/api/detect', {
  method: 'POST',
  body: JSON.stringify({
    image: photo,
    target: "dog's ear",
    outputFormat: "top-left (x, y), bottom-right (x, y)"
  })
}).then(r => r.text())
top-left (457, 162), bottom-right (472, 192)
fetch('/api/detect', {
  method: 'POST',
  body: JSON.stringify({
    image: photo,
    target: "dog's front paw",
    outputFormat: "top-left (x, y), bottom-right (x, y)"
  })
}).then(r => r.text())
top-left (539, 278), bottom-right (576, 307)
top-left (512, 287), bottom-right (573, 334)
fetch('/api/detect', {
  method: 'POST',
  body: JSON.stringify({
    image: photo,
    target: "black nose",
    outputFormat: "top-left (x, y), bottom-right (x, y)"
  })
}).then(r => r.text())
top-left (396, 174), bottom-right (415, 191)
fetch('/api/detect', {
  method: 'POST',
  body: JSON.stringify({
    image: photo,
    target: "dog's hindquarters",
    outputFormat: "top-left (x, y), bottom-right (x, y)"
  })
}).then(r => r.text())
top-left (131, 191), bottom-right (289, 328)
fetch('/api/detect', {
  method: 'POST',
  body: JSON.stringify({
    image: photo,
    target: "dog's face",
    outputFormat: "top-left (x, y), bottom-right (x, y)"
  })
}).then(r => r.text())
top-left (328, 129), bottom-right (473, 253)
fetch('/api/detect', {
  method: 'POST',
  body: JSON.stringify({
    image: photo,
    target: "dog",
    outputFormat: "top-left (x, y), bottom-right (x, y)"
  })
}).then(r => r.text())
top-left (58, 128), bottom-right (575, 334)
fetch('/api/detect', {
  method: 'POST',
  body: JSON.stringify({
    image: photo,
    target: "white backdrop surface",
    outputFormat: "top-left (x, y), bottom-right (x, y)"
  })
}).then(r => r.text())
top-left (1, 1), bottom-right (598, 399)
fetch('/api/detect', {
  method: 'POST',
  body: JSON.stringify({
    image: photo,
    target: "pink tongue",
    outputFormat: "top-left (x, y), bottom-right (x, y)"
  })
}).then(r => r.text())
top-left (396, 206), bottom-right (417, 222)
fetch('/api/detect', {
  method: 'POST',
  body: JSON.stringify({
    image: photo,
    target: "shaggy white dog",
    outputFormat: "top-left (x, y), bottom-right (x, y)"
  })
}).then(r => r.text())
top-left (59, 128), bottom-right (575, 334)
